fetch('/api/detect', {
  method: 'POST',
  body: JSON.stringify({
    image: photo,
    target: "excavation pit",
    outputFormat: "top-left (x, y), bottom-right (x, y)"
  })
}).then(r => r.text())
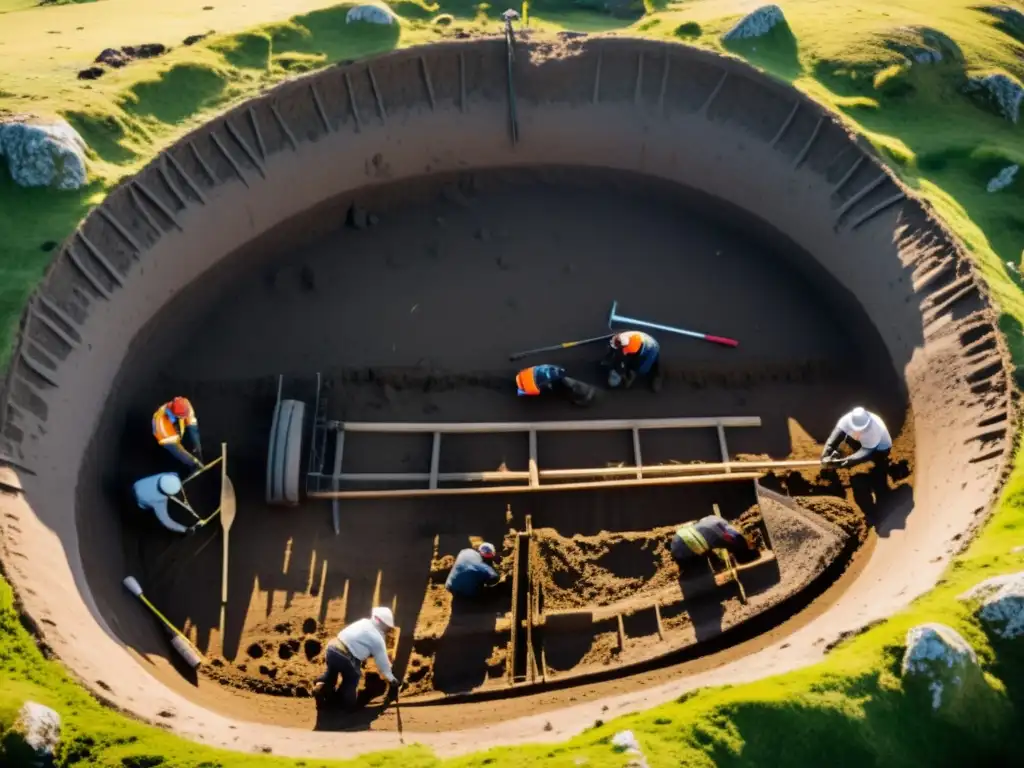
top-left (0, 37), bottom-right (1012, 757)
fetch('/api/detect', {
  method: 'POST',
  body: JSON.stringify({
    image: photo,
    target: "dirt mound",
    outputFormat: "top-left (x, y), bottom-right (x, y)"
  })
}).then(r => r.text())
top-left (531, 526), bottom-right (679, 611)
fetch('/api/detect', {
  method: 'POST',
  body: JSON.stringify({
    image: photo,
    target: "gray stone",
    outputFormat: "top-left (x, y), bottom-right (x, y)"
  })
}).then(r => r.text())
top-left (6, 701), bottom-right (61, 767)
top-left (965, 73), bottom-right (1023, 123)
top-left (345, 4), bottom-right (397, 24)
top-left (611, 730), bottom-right (650, 768)
top-left (722, 5), bottom-right (786, 41)
top-left (901, 623), bottom-right (987, 715)
top-left (0, 118), bottom-right (88, 190)
top-left (986, 164), bottom-right (1019, 193)
top-left (961, 571), bottom-right (1024, 638)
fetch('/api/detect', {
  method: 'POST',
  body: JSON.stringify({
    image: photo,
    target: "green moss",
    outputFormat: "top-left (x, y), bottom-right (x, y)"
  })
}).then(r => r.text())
top-left (673, 20), bottom-right (701, 39)
top-left (121, 63), bottom-right (229, 125)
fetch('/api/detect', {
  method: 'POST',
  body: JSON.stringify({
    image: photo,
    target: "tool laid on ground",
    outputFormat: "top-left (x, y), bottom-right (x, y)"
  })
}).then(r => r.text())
top-left (508, 334), bottom-right (615, 361)
top-left (219, 443), bottom-right (236, 637)
top-left (608, 300), bottom-right (739, 348)
top-left (122, 576), bottom-right (205, 668)
top-left (712, 503), bottom-right (747, 603)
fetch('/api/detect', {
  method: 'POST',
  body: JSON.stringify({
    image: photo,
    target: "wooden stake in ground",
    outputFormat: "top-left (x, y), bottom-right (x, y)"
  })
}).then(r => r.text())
top-left (219, 443), bottom-right (237, 636)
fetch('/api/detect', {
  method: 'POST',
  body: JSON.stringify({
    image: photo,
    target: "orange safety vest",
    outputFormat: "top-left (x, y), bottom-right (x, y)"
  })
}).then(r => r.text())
top-left (619, 332), bottom-right (644, 355)
top-left (516, 367), bottom-right (541, 396)
top-left (152, 399), bottom-right (197, 446)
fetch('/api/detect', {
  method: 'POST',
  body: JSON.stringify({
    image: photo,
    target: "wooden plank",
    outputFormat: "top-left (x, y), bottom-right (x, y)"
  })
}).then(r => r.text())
top-left (327, 458), bottom-right (821, 485)
top-left (270, 103), bottom-right (298, 150)
top-left (97, 207), bottom-right (142, 252)
top-left (341, 416), bottom-right (761, 433)
top-left (310, 83), bottom-right (332, 132)
top-left (616, 613), bottom-right (626, 652)
top-left (165, 151), bottom-right (207, 203)
top-left (225, 120), bottom-right (266, 176)
top-left (77, 233), bottom-right (125, 287)
top-left (528, 429), bottom-right (539, 487)
top-left (128, 184), bottom-right (162, 235)
top-left (631, 427), bottom-right (643, 479)
top-left (65, 244), bottom-right (112, 299)
top-left (345, 72), bottom-right (362, 131)
top-left (248, 106), bottom-right (267, 159)
top-left (331, 430), bottom-right (344, 535)
top-left (429, 432), bottom-right (441, 490)
top-left (31, 304), bottom-right (79, 349)
top-left (134, 180), bottom-right (183, 230)
top-left (419, 56), bottom-right (436, 110)
top-left (310, 471), bottom-right (762, 500)
top-left (654, 603), bottom-right (664, 640)
top-left (770, 102), bottom-right (799, 147)
top-left (189, 141), bottom-right (217, 183)
top-left (210, 132), bottom-right (249, 187)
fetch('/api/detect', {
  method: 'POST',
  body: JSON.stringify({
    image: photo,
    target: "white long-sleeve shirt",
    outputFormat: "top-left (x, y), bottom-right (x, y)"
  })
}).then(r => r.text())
top-left (828, 409), bottom-right (892, 462)
top-left (338, 618), bottom-right (395, 683)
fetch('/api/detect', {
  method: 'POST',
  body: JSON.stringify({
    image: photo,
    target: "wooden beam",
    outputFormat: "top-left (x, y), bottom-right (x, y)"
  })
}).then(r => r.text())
top-left (528, 429), bottom-right (539, 488)
top-left (339, 416), bottom-right (761, 434)
top-left (331, 430), bottom-right (344, 535)
top-left (631, 427), bottom-right (643, 480)
top-left (309, 471), bottom-right (762, 500)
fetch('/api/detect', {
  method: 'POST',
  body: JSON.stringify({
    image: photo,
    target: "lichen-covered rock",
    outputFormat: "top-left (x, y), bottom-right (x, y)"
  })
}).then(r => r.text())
top-left (0, 119), bottom-right (88, 190)
top-left (611, 730), bottom-right (650, 768)
top-left (902, 623), bottom-right (988, 716)
top-left (345, 4), bottom-right (397, 24)
top-left (965, 73), bottom-right (1023, 123)
top-left (722, 5), bottom-right (786, 41)
top-left (982, 5), bottom-right (1024, 38)
top-left (961, 571), bottom-right (1024, 638)
top-left (3, 702), bottom-right (61, 767)
top-left (986, 164), bottom-right (1019, 193)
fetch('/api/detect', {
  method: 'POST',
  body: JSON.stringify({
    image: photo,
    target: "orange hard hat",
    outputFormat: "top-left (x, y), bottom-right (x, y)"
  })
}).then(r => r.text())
top-left (170, 397), bottom-right (189, 418)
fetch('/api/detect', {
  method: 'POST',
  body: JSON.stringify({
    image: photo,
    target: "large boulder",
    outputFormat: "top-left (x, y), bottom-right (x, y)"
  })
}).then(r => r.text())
top-left (722, 5), bottom-right (786, 41)
top-left (1, 702), bottom-right (61, 767)
top-left (0, 118), bottom-right (88, 190)
top-left (345, 4), bottom-right (397, 24)
top-left (901, 623), bottom-right (989, 717)
top-left (961, 571), bottom-right (1024, 639)
top-left (964, 73), bottom-right (1023, 124)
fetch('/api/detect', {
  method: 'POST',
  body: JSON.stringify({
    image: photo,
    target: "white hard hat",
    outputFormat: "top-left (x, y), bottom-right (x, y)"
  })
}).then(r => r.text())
top-left (158, 474), bottom-right (182, 496)
top-left (849, 407), bottom-right (871, 432)
top-left (371, 606), bottom-right (395, 629)
top-left (478, 542), bottom-right (496, 559)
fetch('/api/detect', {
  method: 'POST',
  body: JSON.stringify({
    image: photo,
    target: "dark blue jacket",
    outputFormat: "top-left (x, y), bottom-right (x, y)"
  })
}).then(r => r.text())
top-left (445, 548), bottom-right (499, 597)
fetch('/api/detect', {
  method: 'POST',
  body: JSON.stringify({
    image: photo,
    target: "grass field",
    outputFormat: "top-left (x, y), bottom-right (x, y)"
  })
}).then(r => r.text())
top-left (2, 0), bottom-right (1024, 765)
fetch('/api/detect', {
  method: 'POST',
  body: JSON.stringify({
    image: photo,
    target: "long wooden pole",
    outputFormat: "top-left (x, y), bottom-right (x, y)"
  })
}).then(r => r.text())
top-left (338, 416), bottom-right (761, 434)
top-left (308, 471), bottom-right (763, 500)
top-left (317, 459), bottom-right (820, 486)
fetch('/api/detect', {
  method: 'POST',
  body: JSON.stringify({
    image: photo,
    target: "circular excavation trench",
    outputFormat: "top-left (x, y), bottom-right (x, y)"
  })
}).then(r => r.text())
top-left (0, 37), bottom-right (1014, 757)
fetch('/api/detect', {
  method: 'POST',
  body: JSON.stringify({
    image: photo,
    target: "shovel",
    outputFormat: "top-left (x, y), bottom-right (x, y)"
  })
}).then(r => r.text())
top-left (219, 444), bottom-right (236, 637)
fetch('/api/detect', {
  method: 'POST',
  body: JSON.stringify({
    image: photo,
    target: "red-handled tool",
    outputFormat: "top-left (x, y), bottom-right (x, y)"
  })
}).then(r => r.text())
top-left (608, 300), bottom-right (739, 348)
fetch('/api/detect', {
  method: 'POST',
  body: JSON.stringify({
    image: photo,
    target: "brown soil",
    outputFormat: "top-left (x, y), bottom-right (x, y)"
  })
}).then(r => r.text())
top-left (73, 168), bottom-right (902, 723)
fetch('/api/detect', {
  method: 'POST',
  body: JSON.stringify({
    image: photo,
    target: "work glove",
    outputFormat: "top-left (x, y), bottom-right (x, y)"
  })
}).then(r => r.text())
top-left (837, 457), bottom-right (852, 469)
top-left (821, 450), bottom-right (839, 465)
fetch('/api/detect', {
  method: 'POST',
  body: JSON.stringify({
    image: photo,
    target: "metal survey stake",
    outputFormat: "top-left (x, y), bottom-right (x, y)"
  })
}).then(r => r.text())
top-left (608, 300), bottom-right (739, 347)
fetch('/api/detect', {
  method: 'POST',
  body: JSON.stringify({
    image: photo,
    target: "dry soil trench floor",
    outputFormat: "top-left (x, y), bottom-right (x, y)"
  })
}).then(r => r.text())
top-left (75, 168), bottom-right (909, 731)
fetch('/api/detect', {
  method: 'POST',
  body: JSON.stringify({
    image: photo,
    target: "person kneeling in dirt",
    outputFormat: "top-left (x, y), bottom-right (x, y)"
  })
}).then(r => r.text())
top-left (313, 607), bottom-right (399, 709)
top-left (152, 396), bottom-right (204, 472)
top-left (131, 472), bottom-right (192, 535)
top-left (821, 407), bottom-right (892, 470)
top-left (671, 516), bottom-right (758, 568)
top-left (446, 542), bottom-right (500, 598)
top-left (603, 331), bottom-right (662, 392)
top-left (516, 365), bottom-right (596, 406)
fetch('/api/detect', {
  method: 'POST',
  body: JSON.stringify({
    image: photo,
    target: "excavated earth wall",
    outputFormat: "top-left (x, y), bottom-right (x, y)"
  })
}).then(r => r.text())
top-left (0, 36), bottom-right (1015, 757)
